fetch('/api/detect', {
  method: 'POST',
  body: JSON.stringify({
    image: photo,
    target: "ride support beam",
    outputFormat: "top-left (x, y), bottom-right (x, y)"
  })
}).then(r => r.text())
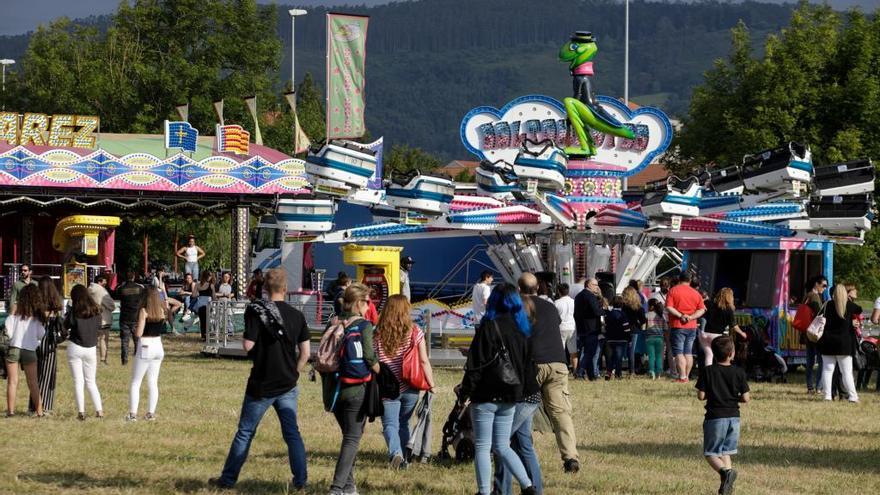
top-left (231, 206), bottom-right (251, 297)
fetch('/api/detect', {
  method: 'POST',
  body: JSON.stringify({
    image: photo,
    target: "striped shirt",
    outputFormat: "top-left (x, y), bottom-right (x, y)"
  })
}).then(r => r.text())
top-left (645, 310), bottom-right (667, 338)
top-left (375, 326), bottom-right (425, 393)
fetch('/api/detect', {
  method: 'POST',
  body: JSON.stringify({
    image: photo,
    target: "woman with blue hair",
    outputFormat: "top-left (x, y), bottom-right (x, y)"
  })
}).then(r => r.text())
top-left (460, 283), bottom-right (538, 495)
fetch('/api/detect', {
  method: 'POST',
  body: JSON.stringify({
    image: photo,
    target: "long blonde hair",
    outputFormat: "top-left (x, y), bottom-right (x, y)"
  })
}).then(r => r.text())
top-left (831, 284), bottom-right (847, 319)
top-left (375, 294), bottom-right (414, 356)
top-left (714, 287), bottom-right (735, 312)
top-left (142, 287), bottom-right (166, 322)
top-left (621, 286), bottom-right (642, 311)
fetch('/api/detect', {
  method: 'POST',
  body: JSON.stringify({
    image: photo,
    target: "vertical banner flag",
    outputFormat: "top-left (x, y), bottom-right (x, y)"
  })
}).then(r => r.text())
top-left (326, 13), bottom-right (369, 139)
top-left (165, 120), bottom-right (199, 153)
top-left (216, 124), bottom-right (250, 155)
top-left (175, 103), bottom-right (189, 122)
top-left (284, 91), bottom-right (312, 154)
top-left (243, 95), bottom-right (263, 145)
top-left (365, 137), bottom-right (384, 189)
top-left (213, 99), bottom-right (224, 126)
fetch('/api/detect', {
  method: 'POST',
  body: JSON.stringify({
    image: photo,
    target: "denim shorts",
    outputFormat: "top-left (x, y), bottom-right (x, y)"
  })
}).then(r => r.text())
top-left (670, 328), bottom-right (697, 356)
top-left (703, 417), bottom-right (740, 457)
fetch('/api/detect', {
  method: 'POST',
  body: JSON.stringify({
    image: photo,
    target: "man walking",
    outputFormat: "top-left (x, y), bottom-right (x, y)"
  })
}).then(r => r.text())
top-left (116, 271), bottom-right (145, 365)
top-left (400, 255), bottom-right (414, 301)
top-left (665, 273), bottom-right (706, 383)
top-left (471, 270), bottom-right (493, 323)
top-left (8, 263), bottom-right (37, 314)
top-left (88, 274), bottom-right (116, 364)
top-left (519, 273), bottom-right (580, 473)
top-left (210, 268), bottom-right (311, 490)
top-left (573, 278), bottom-right (604, 380)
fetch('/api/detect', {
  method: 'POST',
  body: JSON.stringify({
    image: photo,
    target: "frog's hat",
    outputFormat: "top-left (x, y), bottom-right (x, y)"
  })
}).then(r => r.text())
top-left (571, 31), bottom-right (595, 43)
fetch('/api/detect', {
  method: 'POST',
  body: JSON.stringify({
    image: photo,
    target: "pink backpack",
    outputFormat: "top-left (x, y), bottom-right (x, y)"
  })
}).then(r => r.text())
top-left (315, 316), bottom-right (361, 373)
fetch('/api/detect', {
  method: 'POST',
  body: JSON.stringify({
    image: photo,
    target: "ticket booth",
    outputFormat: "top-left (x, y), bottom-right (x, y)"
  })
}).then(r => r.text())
top-left (341, 244), bottom-right (402, 311)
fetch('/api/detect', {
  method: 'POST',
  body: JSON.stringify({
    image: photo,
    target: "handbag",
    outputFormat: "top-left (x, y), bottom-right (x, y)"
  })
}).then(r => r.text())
top-left (402, 326), bottom-right (431, 391)
top-left (476, 320), bottom-right (521, 387)
top-left (792, 301), bottom-right (816, 332)
top-left (806, 302), bottom-right (828, 343)
top-left (854, 342), bottom-right (868, 370)
top-left (378, 362), bottom-right (401, 400)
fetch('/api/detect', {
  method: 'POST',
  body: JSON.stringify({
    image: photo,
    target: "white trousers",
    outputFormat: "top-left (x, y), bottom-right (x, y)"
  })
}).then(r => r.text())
top-left (67, 342), bottom-right (103, 413)
top-left (699, 331), bottom-right (722, 366)
top-left (821, 354), bottom-right (858, 402)
top-left (129, 337), bottom-right (164, 415)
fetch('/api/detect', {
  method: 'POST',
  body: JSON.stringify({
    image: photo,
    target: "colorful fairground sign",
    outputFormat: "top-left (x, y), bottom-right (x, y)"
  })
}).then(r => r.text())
top-left (460, 95), bottom-right (672, 177)
top-left (0, 111), bottom-right (100, 148)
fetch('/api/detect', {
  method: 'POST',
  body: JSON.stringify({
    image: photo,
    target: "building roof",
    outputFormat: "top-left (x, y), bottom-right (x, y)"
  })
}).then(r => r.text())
top-left (439, 160), bottom-right (480, 176)
top-left (626, 162), bottom-right (669, 188)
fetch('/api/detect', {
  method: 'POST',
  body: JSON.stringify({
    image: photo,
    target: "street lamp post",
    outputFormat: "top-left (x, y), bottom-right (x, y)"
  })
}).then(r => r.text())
top-left (288, 9), bottom-right (308, 97)
top-left (624, 0), bottom-right (629, 107)
top-left (1, 59), bottom-right (15, 110)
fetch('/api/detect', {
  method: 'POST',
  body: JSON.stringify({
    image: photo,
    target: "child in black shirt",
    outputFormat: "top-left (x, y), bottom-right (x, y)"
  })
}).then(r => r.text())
top-left (695, 336), bottom-right (750, 495)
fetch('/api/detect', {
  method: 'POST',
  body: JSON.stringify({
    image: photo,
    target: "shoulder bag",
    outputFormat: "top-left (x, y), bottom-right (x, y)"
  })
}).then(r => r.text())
top-left (806, 302), bottom-right (828, 343)
top-left (402, 326), bottom-right (431, 391)
top-left (466, 320), bottom-right (521, 387)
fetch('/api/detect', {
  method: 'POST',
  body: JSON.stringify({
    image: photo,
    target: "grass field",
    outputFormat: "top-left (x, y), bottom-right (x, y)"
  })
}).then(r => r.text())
top-left (1, 335), bottom-right (878, 495)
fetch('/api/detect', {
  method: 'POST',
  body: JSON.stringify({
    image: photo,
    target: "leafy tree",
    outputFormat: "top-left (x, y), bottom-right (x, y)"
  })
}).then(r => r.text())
top-left (384, 144), bottom-right (442, 179)
top-left (453, 169), bottom-right (474, 182)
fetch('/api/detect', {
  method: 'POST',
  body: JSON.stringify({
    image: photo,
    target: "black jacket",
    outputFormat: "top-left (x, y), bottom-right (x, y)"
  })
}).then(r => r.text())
top-left (574, 289), bottom-right (603, 336)
top-left (817, 300), bottom-right (861, 356)
top-left (526, 295), bottom-right (566, 365)
top-left (116, 281), bottom-right (145, 323)
top-left (461, 314), bottom-right (538, 403)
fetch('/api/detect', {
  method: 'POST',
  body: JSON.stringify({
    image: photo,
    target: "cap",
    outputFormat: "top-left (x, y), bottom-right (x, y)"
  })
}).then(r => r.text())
top-left (401, 256), bottom-right (415, 264)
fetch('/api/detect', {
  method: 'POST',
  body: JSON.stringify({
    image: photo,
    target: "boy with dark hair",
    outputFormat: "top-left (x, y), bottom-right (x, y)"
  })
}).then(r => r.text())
top-left (696, 336), bottom-right (750, 495)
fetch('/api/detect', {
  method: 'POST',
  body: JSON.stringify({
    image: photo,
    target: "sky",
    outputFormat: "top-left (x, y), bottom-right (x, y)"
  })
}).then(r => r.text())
top-left (1, 0), bottom-right (878, 36)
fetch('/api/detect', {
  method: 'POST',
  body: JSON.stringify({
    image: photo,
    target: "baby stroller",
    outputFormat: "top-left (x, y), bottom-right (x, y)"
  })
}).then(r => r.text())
top-left (741, 324), bottom-right (788, 383)
top-left (856, 337), bottom-right (880, 391)
top-left (438, 384), bottom-right (474, 463)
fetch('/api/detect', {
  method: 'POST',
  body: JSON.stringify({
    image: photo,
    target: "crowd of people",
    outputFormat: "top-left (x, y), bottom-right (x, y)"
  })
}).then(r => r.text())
top-left (2, 255), bottom-right (873, 495)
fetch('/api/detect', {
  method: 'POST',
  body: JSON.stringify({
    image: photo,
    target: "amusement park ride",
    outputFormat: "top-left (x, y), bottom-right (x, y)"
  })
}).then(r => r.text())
top-left (0, 31), bottom-right (875, 362)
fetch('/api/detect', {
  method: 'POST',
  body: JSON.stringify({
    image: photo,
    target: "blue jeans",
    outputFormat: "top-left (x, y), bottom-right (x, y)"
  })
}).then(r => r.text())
top-left (471, 402), bottom-right (532, 495)
top-left (185, 261), bottom-right (199, 280)
top-left (670, 328), bottom-right (697, 356)
top-left (219, 386), bottom-right (307, 488)
top-left (608, 341), bottom-right (627, 378)
top-left (381, 389), bottom-right (420, 459)
top-left (578, 333), bottom-right (601, 379)
top-left (805, 341), bottom-right (823, 391)
top-left (703, 417), bottom-right (740, 457)
top-left (494, 401), bottom-right (543, 495)
top-left (629, 331), bottom-right (644, 374)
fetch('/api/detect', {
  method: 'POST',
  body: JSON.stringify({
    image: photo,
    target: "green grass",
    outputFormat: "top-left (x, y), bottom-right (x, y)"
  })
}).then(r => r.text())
top-left (2, 336), bottom-right (877, 494)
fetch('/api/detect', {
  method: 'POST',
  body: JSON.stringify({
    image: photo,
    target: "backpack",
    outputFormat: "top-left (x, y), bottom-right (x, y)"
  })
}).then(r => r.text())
top-left (338, 321), bottom-right (372, 385)
top-left (315, 316), bottom-right (359, 373)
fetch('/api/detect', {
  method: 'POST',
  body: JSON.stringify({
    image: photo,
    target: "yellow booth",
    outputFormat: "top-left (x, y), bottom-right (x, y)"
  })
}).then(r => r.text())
top-left (53, 215), bottom-right (121, 296)
top-left (341, 244), bottom-right (402, 311)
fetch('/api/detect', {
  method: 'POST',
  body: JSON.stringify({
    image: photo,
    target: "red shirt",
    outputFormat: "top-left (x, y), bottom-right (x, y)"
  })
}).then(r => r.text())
top-left (665, 284), bottom-right (705, 329)
top-left (365, 300), bottom-right (379, 325)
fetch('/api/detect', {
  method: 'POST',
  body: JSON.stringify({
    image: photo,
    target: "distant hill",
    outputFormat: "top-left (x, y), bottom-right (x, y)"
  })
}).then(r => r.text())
top-left (0, 0), bottom-right (802, 159)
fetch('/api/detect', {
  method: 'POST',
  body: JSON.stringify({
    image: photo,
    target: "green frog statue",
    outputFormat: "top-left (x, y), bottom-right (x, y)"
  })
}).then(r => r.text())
top-left (559, 31), bottom-right (635, 157)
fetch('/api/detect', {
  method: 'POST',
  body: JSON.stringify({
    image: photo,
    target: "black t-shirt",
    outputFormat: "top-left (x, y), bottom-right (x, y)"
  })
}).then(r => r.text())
top-left (527, 296), bottom-right (566, 364)
top-left (117, 281), bottom-right (145, 323)
top-left (704, 302), bottom-right (735, 334)
top-left (244, 301), bottom-right (310, 399)
top-left (695, 364), bottom-right (750, 419)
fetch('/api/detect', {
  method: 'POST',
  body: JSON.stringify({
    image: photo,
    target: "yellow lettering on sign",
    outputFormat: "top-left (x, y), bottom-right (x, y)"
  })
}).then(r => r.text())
top-left (0, 112), bottom-right (18, 145)
top-left (72, 115), bottom-right (99, 148)
top-left (48, 114), bottom-right (75, 147)
top-left (19, 113), bottom-right (49, 146)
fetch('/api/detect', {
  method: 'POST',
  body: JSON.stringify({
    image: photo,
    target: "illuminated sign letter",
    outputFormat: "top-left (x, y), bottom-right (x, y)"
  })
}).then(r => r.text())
top-left (494, 121), bottom-right (511, 149)
top-left (19, 113), bottom-right (49, 146)
top-left (0, 112), bottom-right (18, 145)
top-left (477, 122), bottom-right (496, 150)
top-left (72, 115), bottom-right (99, 148)
top-left (48, 114), bottom-right (75, 147)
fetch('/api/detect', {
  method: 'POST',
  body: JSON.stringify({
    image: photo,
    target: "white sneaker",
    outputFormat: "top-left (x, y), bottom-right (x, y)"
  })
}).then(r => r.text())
top-left (182, 313), bottom-right (192, 322)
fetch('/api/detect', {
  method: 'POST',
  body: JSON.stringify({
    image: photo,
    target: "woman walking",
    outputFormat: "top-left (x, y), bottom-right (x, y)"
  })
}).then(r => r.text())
top-left (622, 286), bottom-right (647, 376)
top-left (460, 283), bottom-right (537, 495)
top-left (645, 299), bottom-right (667, 380)
top-left (192, 272), bottom-right (216, 340)
top-left (65, 284), bottom-right (104, 420)
top-left (700, 288), bottom-right (747, 365)
top-left (327, 283), bottom-right (379, 495)
top-left (126, 287), bottom-right (167, 421)
top-left (30, 276), bottom-right (63, 413)
top-left (818, 285), bottom-right (861, 403)
top-left (4, 284), bottom-right (46, 416)
top-left (374, 294), bottom-right (435, 469)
